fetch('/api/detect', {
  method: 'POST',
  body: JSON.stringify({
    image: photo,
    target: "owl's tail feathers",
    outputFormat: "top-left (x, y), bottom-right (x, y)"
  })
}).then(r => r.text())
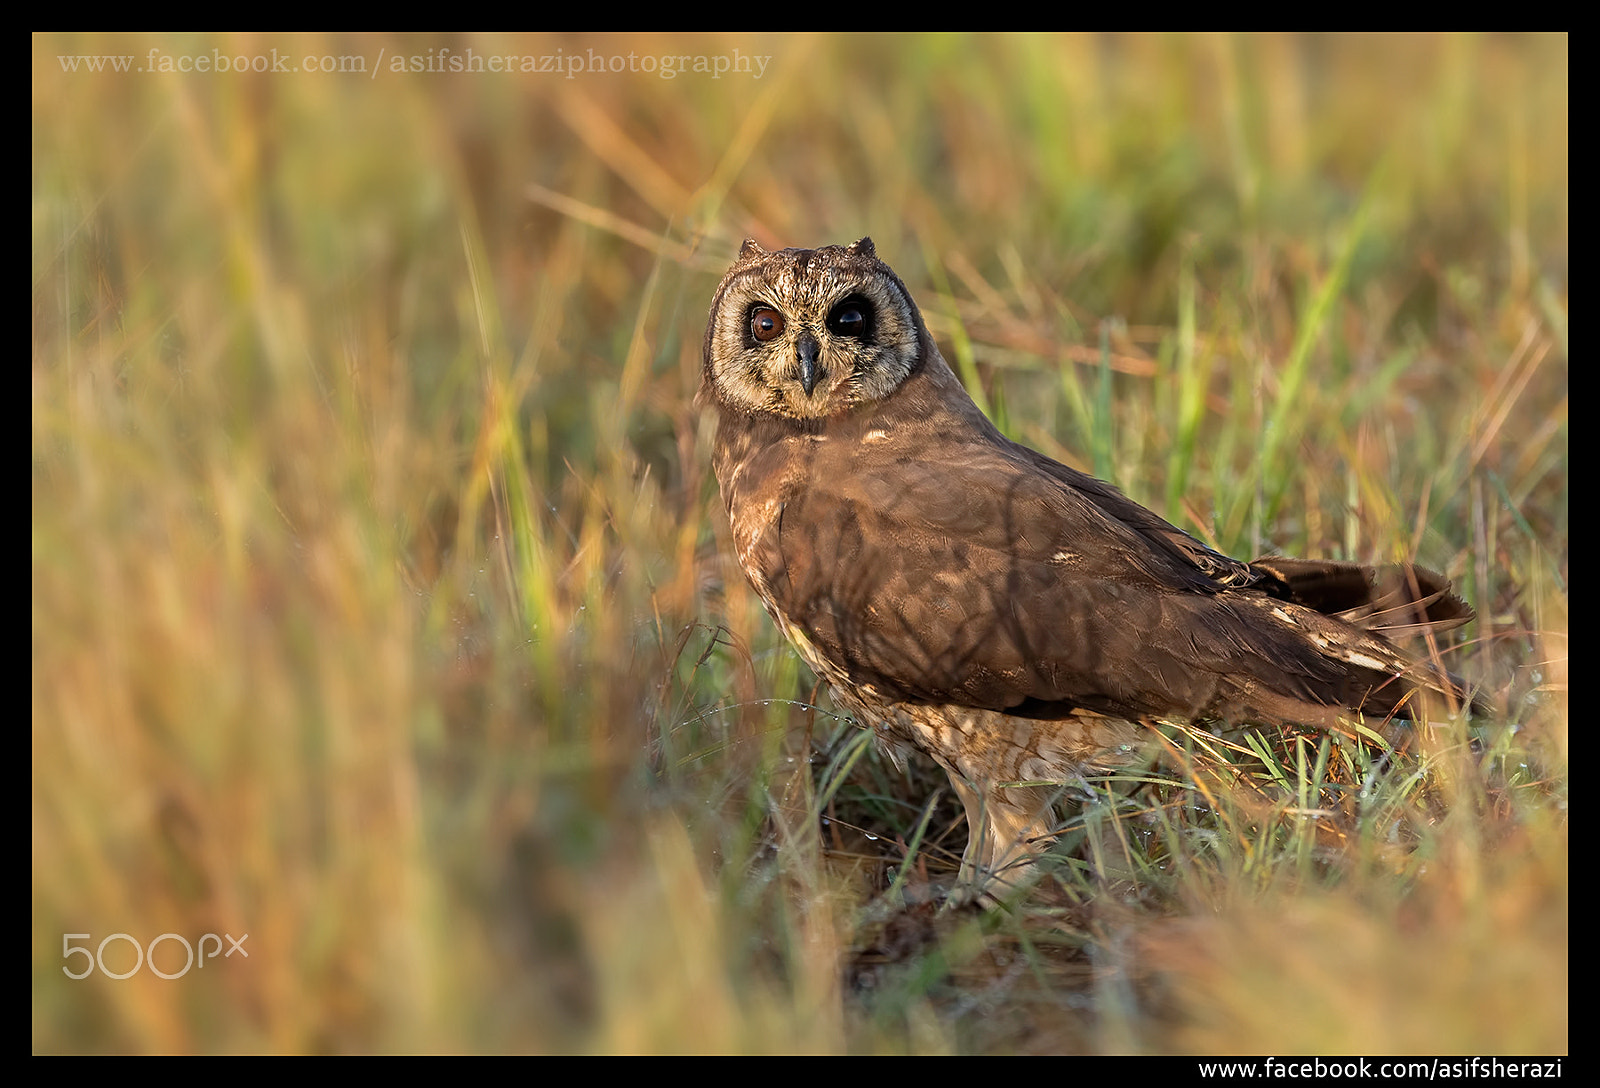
top-left (1248, 557), bottom-right (1493, 719)
top-left (1250, 558), bottom-right (1475, 638)
top-left (1353, 653), bottom-right (1491, 722)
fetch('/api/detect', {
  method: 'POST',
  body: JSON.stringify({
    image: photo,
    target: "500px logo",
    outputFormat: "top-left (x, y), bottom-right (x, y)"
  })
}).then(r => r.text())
top-left (61, 932), bottom-right (249, 980)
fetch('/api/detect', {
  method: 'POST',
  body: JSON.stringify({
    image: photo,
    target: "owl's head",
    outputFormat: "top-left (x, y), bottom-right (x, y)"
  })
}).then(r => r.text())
top-left (702, 237), bottom-right (929, 420)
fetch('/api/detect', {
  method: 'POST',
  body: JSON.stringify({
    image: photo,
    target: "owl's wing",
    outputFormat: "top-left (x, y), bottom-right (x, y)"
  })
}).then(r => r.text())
top-left (757, 439), bottom-right (1452, 722)
top-left (1007, 442), bottom-right (1263, 589)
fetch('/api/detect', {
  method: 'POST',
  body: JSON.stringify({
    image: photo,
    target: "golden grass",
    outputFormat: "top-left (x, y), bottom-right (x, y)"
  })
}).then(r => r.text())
top-left (33, 32), bottom-right (1565, 1053)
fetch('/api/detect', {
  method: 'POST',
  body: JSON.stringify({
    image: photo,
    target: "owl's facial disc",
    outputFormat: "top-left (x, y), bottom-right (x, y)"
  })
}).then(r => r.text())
top-left (705, 241), bottom-right (924, 421)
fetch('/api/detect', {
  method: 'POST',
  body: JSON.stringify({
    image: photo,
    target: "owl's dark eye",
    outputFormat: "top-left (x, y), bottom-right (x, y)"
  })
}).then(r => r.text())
top-left (827, 299), bottom-right (871, 338)
top-left (750, 307), bottom-right (785, 343)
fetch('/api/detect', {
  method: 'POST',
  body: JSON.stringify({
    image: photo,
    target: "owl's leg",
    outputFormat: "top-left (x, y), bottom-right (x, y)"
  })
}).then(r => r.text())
top-left (946, 773), bottom-right (1057, 904)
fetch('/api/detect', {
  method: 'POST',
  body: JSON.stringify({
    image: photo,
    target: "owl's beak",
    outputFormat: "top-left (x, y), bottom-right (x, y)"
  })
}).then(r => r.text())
top-left (797, 332), bottom-right (821, 396)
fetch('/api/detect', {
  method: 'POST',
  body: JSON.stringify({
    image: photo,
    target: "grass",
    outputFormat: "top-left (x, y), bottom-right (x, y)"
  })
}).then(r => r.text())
top-left (33, 32), bottom-right (1566, 1054)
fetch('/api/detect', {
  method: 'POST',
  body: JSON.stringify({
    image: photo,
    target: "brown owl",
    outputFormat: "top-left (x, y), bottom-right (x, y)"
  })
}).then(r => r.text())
top-left (700, 237), bottom-right (1478, 902)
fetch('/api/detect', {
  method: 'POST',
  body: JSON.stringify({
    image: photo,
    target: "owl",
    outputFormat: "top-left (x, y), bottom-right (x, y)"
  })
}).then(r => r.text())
top-left (701, 237), bottom-right (1479, 901)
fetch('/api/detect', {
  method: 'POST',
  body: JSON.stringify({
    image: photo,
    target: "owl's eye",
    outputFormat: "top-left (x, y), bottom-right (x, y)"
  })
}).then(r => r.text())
top-left (827, 299), bottom-right (871, 338)
top-left (750, 307), bottom-right (785, 342)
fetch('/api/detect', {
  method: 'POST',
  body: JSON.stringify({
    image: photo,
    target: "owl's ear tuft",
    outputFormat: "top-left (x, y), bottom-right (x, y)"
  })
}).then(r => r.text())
top-left (847, 237), bottom-right (876, 258)
top-left (739, 238), bottom-right (768, 260)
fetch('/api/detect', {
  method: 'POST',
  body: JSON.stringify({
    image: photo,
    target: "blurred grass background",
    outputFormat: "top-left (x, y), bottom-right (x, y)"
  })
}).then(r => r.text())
top-left (33, 32), bottom-right (1566, 1054)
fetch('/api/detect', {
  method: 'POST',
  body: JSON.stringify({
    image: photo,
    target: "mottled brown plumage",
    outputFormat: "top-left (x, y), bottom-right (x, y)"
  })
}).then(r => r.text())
top-left (702, 237), bottom-right (1478, 900)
